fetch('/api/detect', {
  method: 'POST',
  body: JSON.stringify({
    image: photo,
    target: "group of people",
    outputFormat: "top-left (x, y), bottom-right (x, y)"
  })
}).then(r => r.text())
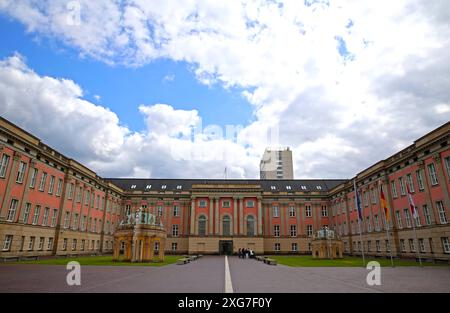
top-left (237, 248), bottom-right (255, 259)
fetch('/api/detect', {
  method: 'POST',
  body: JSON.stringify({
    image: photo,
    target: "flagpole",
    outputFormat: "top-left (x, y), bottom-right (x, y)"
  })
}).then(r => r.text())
top-left (384, 214), bottom-right (394, 267)
top-left (412, 217), bottom-right (423, 267)
top-left (353, 179), bottom-right (365, 267)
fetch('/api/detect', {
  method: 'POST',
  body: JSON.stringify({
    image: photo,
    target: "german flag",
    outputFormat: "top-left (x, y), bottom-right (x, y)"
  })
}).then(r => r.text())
top-left (380, 185), bottom-right (390, 222)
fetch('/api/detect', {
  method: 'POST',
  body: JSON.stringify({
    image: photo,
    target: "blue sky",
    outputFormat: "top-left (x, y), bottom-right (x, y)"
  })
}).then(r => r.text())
top-left (0, 1), bottom-right (448, 179)
top-left (0, 16), bottom-right (253, 133)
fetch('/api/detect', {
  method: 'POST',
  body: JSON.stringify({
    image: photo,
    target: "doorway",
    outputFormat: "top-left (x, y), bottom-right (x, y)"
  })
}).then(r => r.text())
top-left (219, 240), bottom-right (233, 255)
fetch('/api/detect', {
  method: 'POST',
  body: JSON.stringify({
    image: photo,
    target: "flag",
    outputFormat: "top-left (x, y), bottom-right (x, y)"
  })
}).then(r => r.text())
top-left (380, 185), bottom-right (390, 222)
top-left (406, 184), bottom-right (418, 218)
top-left (353, 180), bottom-right (363, 221)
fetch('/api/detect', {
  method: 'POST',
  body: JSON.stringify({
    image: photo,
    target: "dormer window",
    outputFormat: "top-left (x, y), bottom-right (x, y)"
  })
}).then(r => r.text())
top-left (130, 185), bottom-right (136, 189)
top-left (161, 185), bottom-right (167, 190)
top-left (286, 186), bottom-right (292, 190)
top-left (316, 185), bottom-right (322, 190)
top-left (270, 186), bottom-right (276, 190)
top-left (176, 185), bottom-right (182, 190)
top-left (301, 186), bottom-right (307, 190)
top-left (145, 185), bottom-right (152, 189)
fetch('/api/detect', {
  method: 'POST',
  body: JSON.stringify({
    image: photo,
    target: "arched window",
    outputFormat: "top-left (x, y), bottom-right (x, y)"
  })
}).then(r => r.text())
top-left (198, 215), bottom-right (206, 236)
top-left (246, 215), bottom-right (255, 236)
top-left (222, 215), bottom-right (231, 236)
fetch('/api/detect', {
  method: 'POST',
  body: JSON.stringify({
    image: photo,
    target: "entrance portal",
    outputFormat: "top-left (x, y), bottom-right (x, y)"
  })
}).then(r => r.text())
top-left (219, 240), bottom-right (233, 255)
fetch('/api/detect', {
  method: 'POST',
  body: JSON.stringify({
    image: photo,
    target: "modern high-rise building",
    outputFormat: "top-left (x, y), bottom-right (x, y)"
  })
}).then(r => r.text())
top-left (260, 148), bottom-right (293, 179)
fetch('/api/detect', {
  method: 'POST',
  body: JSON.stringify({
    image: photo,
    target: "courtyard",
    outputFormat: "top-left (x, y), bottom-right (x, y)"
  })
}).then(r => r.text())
top-left (0, 255), bottom-right (449, 293)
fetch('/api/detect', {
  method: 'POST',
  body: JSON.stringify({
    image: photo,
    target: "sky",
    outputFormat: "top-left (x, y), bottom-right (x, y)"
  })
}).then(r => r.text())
top-left (0, 0), bottom-right (449, 179)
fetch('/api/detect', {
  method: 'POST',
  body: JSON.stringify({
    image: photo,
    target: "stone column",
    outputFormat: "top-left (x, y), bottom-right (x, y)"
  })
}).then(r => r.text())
top-left (215, 196), bottom-right (220, 235)
top-left (190, 197), bottom-right (196, 235)
top-left (239, 197), bottom-right (244, 235)
top-left (257, 197), bottom-right (263, 235)
top-left (233, 197), bottom-right (238, 235)
top-left (209, 196), bottom-right (214, 235)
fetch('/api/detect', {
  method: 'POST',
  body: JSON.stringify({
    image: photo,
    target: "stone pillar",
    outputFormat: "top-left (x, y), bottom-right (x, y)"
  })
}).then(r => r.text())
top-left (215, 197), bottom-right (220, 235)
top-left (233, 197), bottom-right (238, 235)
top-left (209, 197), bottom-right (214, 235)
top-left (190, 197), bottom-right (195, 235)
top-left (257, 197), bottom-right (263, 235)
top-left (239, 197), bottom-right (244, 235)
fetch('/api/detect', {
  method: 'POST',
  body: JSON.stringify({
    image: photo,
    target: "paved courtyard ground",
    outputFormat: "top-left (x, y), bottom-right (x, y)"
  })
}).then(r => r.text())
top-left (0, 256), bottom-right (449, 293)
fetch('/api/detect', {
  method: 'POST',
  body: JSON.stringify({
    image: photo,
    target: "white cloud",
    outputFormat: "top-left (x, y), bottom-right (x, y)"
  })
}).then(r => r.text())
top-left (1, 1), bottom-right (450, 178)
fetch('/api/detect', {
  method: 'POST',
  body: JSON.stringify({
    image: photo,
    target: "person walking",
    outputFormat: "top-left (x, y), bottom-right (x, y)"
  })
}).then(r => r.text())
top-left (238, 248), bottom-right (242, 259)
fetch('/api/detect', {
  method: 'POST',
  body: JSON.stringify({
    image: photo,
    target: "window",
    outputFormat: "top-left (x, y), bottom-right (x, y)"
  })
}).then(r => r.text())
top-left (172, 225), bottom-right (179, 237)
top-left (154, 241), bottom-right (159, 253)
top-left (161, 185), bottom-right (166, 190)
top-left (28, 236), bottom-right (35, 251)
top-left (428, 163), bottom-right (438, 185)
top-left (391, 181), bottom-right (398, 198)
top-left (80, 240), bottom-right (85, 251)
top-left (399, 177), bottom-right (406, 196)
top-left (22, 203), bottom-right (31, 223)
top-left (270, 186), bottom-right (276, 190)
top-left (48, 175), bottom-right (55, 194)
top-left (290, 225), bottom-right (297, 237)
top-left (307, 225), bottom-right (313, 236)
top-left (198, 215), bottom-right (207, 236)
top-left (419, 239), bottom-right (425, 252)
top-left (376, 240), bottom-right (381, 252)
top-left (416, 170), bottom-right (425, 191)
top-left (429, 238), bottom-right (434, 253)
top-left (367, 241), bottom-right (371, 252)
top-left (437, 201), bottom-right (447, 224)
top-left (445, 156), bottom-right (450, 179)
top-left (442, 237), bottom-right (450, 254)
top-left (47, 238), bottom-right (53, 251)
top-left (64, 212), bottom-right (70, 229)
top-left (404, 209), bottom-right (412, 228)
top-left (173, 205), bottom-right (180, 217)
top-left (42, 207), bottom-right (50, 226)
top-left (29, 168), bottom-right (38, 188)
top-left (38, 237), bottom-right (44, 250)
top-left (414, 209), bottom-right (421, 227)
top-left (366, 217), bottom-right (372, 232)
top-left (292, 243), bottom-right (298, 252)
top-left (321, 206), bottom-right (328, 217)
top-left (51, 209), bottom-right (58, 227)
top-left (0, 154), bottom-right (10, 178)
top-left (305, 206), bottom-right (312, 217)
top-left (72, 239), bottom-right (77, 251)
top-left (222, 200), bottom-right (230, 208)
top-left (56, 179), bottom-right (63, 196)
top-left (62, 238), bottom-right (68, 251)
top-left (274, 225), bottom-right (280, 237)
top-left (157, 205), bottom-right (163, 216)
top-left (400, 239), bottom-right (406, 252)
top-left (125, 205), bottom-right (131, 216)
top-left (286, 185), bottom-right (291, 190)
top-left (222, 216), bottom-right (231, 236)
top-left (130, 184), bottom-right (136, 189)
top-left (406, 174), bottom-right (414, 193)
top-left (274, 243), bottom-right (280, 252)
top-left (423, 205), bottom-right (431, 225)
top-left (409, 239), bottom-right (416, 252)
top-left (273, 206), bottom-right (279, 217)
top-left (300, 185), bottom-right (307, 190)
top-left (246, 216), bottom-right (255, 236)
top-left (172, 242), bottom-right (178, 251)
top-left (396, 211), bottom-right (403, 229)
top-left (145, 185), bottom-right (152, 190)
top-left (371, 188), bottom-right (377, 204)
top-left (289, 206), bottom-right (296, 217)
top-left (2, 235), bottom-right (13, 251)
top-left (16, 162), bottom-right (27, 183)
top-left (199, 200), bottom-right (207, 208)
top-left (374, 215), bottom-right (380, 231)
top-left (176, 185), bottom-right (182, 190)
top-left (32, 205), bottom-right (40, 225)
top-left (386, 240), bottom-right (391, 252)
top-left (316, 185), bottom-right (322, 190)
top-left (246, 200), bottom-right (254, 208)
top-left (76, 187), bottom-right (82, 202)
top-left (7, 199), bottom-right (18, 222)
top-left (85, 191), bottom-right (90, 206)
top-left (364, 191), bottom-right (369, 207)
top-left (73, 213), bottom-right (79, 230)
top-left (38, 172), bottom-right (47, 191)
top-left (67, 183), bottom-right (74, 199)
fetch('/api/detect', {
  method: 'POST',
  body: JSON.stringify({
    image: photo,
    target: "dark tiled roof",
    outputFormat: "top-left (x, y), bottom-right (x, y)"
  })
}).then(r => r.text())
top-left (105, 178), bottom-right (348, 192)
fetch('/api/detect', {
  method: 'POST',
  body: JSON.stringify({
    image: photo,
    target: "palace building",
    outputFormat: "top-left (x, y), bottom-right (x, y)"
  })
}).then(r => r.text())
top-left (0, 116), bottom-right (449, 261)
